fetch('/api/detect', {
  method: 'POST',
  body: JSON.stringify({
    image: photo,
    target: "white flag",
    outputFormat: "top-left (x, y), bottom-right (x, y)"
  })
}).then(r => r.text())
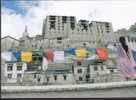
top-left (42, 56), bottom-right (48, 71)
top-left (54, 51), bottom-right (65, 63)
top-left (1, 52), bottom-right (15, 61)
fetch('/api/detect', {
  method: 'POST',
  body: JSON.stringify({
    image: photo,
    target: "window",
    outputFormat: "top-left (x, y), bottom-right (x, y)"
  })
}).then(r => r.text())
top-left (17, 73), bottom-right (22, 78)
top-left (105, 23), bottom-right (110, 33)
top-left (71, 23), bottom-right (75, 30)
top-left (86, 75), bottom-right (90, 82)
top-left (54, 75), bottom-right (57, 80)
top-left (63, 75), bottom-right (67, 80)
top-left (77, 69), bottom-right (82, 73)
top-left (79, 77), bottom-right (83, 81)
top-left (34, 74), bottom-right (36, 78)
top-left (110, 69), bottom-right (114, 73)
top-left (86, 75), bottom-right (90, 79)
top-left (94, 66), bottom-right (98, 71)
top-left (101, 66), bottom-right (104, 70)
top-left (77, 62), bottom-right (82, 66)
top-left (83, 43), bottom-right (86, 47)
top-left (33, 57), bottom-right (36, 61)
top-left (38, 57), bottom-right (42, 61)
top-left (7, 74), bottom-right (12, 79)
top-left (17, 65), bottom-right (22, 71)
top-left (62, 16), bottom-right (67, 23)
top-left (57, 37), bottom-right (62, 40)
top-left (38, 78), bottom-right (40, 82)
top-left (105, 23), bottom-right (109, 28)
top-left (70, 17), bottom-right (75, 21)
top-left (7, 64), bottom-right (13, 71)
top-left (50, 16), bottom-right (56, 20)
top-left (47, 77), bottom-right (50, 81)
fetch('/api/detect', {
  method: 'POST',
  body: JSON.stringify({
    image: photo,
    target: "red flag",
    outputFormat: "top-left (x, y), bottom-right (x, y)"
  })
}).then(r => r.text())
top-left (96, 48), bottom-right (108, 60)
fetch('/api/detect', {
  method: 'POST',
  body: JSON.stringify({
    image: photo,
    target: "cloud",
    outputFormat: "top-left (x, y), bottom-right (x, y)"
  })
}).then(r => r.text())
top-left (2, 1), bottom-right (136, 39)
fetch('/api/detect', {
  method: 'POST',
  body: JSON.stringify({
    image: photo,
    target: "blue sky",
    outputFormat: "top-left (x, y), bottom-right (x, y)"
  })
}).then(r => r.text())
top-left (2, 0), bottom-right (136, 39)
top-left (2, 0), bottom-right (25, 15)
top-left (2, 0), bottom-right (39, 15)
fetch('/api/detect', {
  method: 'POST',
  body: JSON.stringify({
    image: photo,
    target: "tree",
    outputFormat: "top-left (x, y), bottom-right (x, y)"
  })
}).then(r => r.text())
top-left (129, 23), bottom-right (136, 33)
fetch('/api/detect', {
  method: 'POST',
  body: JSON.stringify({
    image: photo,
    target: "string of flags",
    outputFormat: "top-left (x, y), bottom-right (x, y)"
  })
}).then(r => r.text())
top-left (1, 46), bottom-right (136, 79)
top-left (1, 47), bottom-right (110, 63)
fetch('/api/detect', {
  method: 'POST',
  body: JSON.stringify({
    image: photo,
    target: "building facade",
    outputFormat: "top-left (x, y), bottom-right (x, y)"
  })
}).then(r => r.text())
top-left (20, 15), bottom-right (114, 50)
top-left (126, 33), bottom-right (136, 49)
top-left (1, 36), bottom-right (20, 52)
top-left (4, 61), bottom-right (27, 83)
top-left (46, 63), bottom-right (75, 85)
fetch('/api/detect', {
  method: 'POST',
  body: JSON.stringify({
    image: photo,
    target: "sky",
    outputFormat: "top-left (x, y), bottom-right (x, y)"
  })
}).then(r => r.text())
top-left (1, 0), bottom-right (136, 39)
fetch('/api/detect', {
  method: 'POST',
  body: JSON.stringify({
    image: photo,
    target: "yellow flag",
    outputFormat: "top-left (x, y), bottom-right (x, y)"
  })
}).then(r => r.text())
top-left (76, 49), bottom-right (87, 58)
top-left (21, 52), bottom-right (32, 62)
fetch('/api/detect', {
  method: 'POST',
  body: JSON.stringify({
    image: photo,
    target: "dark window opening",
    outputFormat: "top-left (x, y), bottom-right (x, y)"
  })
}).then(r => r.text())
top-left (77, 62), bottom-right (82, 66)
top-left (50, 21), bottom-right (55, 24)
top-left (17, 65), bottom-right (22, 71)
top-left (50, 23), bottom-right (55, 30)
top-left (49, 16), bottom-right (56, 20)
top-left (77, 69), bottom-right (82, 73)
top-left (39, 57), bottom-right (42, 61)
top-left (7, 65), bottom-right (13, 71)
top-left (38, 78), bottom-right (40, 82)
top-left (71, 23), bottom-right (75, 30)
top-left (81, 24), bottom-right (88, 31)
top-left (86, 75), bottom-right (90, 79)
top-left (110, 69), bottom-right (114, 73)
top-left (83, 43), bottom-right (86, 47)
top-left (79, 77), bottom-right (83, 81)
top-left (63, 75), bottom-right (67, 80)
top-left (54, 75), bottom-right (57, 80)
top-left (70, 17), bottom-right (75, 21)
top-left (57, 37), bottom-right (62, 40)
top-left (33, 57), bottom-right (37, 61)
top-left (62, 16), bottom-right (67, 23)
top-left (86, 75), bottom-right (90, 82)
top-left (105, 23), bottom-right (110, 32)
top-left (105, 23), bottom-right (110, 27)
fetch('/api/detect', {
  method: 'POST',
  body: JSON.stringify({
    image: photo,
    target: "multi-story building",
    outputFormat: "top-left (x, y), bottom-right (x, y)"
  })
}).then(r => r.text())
top-left (20, 15), bottom-right (114, 50)
top-left (2, 15), bottom-right (132, 85)
top-left (72, 59), bottom-right (89, 84)
top-left (4, 61), bottom-right (27, 83)
top-left (89, 60), bottom-right (109, 83)
top-left (42, 16), bottom-right (76, 49)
